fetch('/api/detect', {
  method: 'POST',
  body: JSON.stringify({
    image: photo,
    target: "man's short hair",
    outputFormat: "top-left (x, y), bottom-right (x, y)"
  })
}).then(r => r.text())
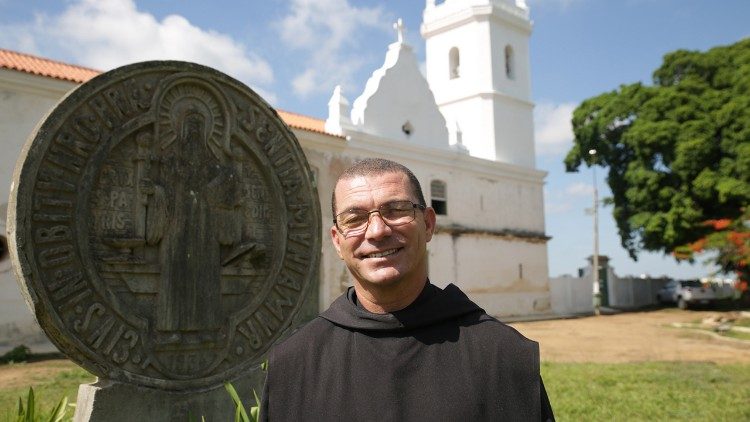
top-left (331, 158), bottom-right (426, 216)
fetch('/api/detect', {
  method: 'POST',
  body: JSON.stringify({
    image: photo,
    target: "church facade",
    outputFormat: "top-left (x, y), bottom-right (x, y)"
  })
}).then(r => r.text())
top-left (0, 0), bottom-right (550, 351)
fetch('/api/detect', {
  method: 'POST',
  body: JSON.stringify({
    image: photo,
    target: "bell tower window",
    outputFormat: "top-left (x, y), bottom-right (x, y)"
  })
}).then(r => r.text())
top-left (504, 45), bottom-right (515, 79)
top-left (449, 47), bottom-right (460, 79)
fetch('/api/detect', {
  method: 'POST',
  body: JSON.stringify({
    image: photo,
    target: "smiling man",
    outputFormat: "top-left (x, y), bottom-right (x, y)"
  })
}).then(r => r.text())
top-left (260, 158), bottom-right (554, 421)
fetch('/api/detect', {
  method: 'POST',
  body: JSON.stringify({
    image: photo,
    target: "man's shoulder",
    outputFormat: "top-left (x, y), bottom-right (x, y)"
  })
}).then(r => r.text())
top-left (269, 316), bottom-right (337, 359)
top-left (459, 311), bottom-right (539, 349)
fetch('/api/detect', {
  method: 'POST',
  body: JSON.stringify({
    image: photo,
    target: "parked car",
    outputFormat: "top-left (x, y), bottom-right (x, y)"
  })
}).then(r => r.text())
top-left (656, 279), bottom-right (717, 309)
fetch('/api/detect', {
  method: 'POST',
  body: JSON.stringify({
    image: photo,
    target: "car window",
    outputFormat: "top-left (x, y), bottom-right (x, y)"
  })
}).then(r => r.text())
top-left (680, 280), bottom-right (702, 288)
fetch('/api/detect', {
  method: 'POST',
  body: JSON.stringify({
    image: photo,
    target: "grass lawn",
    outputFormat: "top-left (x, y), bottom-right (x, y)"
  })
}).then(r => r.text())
top-left (542, 361), bottom-right (750, 421)
top-left (0, 360), bottom-right (93, 421)
top-left (0, 360), bottom-right (748, 420)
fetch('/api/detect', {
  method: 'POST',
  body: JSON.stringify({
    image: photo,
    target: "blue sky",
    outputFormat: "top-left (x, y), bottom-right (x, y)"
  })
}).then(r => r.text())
top-left (1, 0), bottom-right (749, 279)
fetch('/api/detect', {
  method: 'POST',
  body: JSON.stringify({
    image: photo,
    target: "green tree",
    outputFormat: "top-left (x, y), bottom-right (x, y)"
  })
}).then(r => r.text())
top-left (564, 38), bottom-right (750, 279)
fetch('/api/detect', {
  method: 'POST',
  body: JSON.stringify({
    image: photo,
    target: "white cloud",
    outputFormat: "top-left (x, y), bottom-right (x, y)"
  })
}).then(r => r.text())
top-left (534, 100), bottom-right (576, 156)
top-left (276, 0), bottom-right (389, 97)
top-left (564, 182), bottom-right (594, 197)
top-left (544, 187), bottom-right (572, 214)
top-left (545, 200), bottom-right (572, 214)
top-left (1, 0), bottom-right (276, 102)
top-left (544, 183), bottom-right (592, 215)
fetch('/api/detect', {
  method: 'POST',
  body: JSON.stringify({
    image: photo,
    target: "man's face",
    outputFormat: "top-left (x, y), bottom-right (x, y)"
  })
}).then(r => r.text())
top-left (330, 172), bottom-right (436, 292)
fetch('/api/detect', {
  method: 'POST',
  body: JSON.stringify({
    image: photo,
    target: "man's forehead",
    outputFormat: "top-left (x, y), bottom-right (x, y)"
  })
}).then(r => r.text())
top-left (336, 171), bottom-right (408, 190)
top-left (335, 172), bottom-right (412, 203)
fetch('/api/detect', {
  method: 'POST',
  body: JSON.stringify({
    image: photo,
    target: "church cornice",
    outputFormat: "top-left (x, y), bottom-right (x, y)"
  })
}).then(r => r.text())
top-left (436, 223), bottom-right (551, 244)
top-left (421, 3), bottom-right (532, 38)
top-left (436, 90), bottom-right (534, 108)
top-left (337, 129), bottom-right (546, 184)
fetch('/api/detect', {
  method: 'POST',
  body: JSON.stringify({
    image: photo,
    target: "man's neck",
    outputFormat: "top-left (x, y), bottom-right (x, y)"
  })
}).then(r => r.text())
top-left (353, 278), bottom-right (428, 314)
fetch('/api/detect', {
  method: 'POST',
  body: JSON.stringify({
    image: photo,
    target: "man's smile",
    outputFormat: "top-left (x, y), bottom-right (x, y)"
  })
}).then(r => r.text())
top-left (362, 248), bottom-right (401, 259)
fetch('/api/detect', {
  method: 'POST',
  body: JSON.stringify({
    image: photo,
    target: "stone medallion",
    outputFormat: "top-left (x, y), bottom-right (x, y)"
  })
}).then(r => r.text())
top-left (7, 61), bottom-right (321, 390)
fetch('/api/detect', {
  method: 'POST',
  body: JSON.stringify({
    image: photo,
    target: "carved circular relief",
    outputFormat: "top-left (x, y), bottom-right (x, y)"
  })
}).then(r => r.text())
top-left (8, 61), bottom-right (320, 390)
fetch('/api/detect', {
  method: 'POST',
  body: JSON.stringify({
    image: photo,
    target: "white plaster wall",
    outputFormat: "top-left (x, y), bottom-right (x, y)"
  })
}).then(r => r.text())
top-left (549, 275), bottom-right (593, 315)
top-left (492, 97), bottom-right (535, 167)
top-left (350, 43), bottom-right (449, 151)
top-left (419, 164), bottom-right (545, 233)
top-left (425, 20), bottom-right (496, 161)
top-left (0, 70), bottom-right (75, 202)
top-left (425, 20), bottom-right (492, 104)
top-left (0, 70), bottom-right (75, 352)
top-left (438, 97), bottom-right (497, 161)
top-left (423, 0), bottom-right (535, 167)
top-left (609, 277), bottom-right (671, 309)
top-left (427, 233), bottom-right (549, 317)
top-left (488, 14), bottom-right (532, 100)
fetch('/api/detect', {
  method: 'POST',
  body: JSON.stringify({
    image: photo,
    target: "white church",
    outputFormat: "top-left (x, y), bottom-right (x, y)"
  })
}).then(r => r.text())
top-left (0, 0), bottom-right (552, 352)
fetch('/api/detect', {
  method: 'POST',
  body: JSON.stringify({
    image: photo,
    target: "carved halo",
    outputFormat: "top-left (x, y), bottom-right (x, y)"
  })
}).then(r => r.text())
top-left (154, 77), bottom-right (232, 161)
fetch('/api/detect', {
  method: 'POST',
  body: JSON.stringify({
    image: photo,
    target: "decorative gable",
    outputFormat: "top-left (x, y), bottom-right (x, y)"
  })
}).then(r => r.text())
top-left (347, 24), bottom-right (450, 151)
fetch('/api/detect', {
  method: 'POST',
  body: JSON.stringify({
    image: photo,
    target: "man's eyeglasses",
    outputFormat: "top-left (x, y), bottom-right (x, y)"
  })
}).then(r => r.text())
top-left (334, 200), bottom-right (426, 237)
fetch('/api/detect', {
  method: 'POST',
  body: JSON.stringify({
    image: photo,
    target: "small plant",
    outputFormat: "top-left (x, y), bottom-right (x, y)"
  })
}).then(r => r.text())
top-left (14, 387), bottom-right (69, 422)
top-left (224, 382), bottom-right (262, 422)
top-left (222, 360), bottom-right (266, 422)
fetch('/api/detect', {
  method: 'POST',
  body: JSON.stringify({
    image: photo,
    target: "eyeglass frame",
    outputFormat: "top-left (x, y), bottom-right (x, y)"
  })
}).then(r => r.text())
top-left (333, 200), bottom-right (427, 236)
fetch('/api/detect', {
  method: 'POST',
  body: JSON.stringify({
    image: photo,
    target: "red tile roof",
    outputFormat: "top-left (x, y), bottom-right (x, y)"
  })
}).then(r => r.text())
top-left (0, 48), bottom-right (99, 83)
top-left (0, 48), bottom-right (338, 137)
top-left (277, 110), bottom-right (330, 135)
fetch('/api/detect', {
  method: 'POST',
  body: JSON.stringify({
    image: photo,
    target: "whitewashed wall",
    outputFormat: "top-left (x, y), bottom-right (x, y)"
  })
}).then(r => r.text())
top-left (430, 233), bottom-right (550, 317)
top-left (0, 69), bottom-right (77, 353)
top-left (550, 275), bottom-right (593, 316)
top-left (551, 264), bottom-right (674, 314)
top-left (423, 0), bottom-right (535, 167)
top-left (609, 277), bottom-right (671, 309)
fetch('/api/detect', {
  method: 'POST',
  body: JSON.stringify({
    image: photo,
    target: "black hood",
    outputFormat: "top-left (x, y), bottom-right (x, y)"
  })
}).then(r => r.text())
top-left (319, 282), bottom-right (485, 332)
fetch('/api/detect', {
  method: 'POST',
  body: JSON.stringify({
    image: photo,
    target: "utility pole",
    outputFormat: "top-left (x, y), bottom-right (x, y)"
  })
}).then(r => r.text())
top-left (589, 149), bottom-right (601, 316)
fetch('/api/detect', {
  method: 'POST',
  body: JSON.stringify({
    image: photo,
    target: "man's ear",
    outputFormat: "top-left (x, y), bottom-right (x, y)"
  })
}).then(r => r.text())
top-left (423, 207), bottom-right (437, 242)
top-left (330, 225), bottom-right (344, 259)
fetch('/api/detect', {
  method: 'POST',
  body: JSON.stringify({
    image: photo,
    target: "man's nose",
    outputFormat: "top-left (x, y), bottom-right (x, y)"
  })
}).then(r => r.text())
top-left (365, 212), bottom-right (392, 239)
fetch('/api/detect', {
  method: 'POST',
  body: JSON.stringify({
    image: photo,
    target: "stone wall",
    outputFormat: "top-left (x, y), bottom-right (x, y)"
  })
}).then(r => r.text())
top-left (0, 69), bottom-right (77, 353)
top-left (549, 275), bottom-right (593, 316)
top-left (609, 276), bottom-right (671, 309)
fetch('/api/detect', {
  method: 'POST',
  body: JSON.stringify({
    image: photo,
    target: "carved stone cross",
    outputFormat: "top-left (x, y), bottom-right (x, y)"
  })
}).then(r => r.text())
top-left (393, 18), bottom-right (405, 43)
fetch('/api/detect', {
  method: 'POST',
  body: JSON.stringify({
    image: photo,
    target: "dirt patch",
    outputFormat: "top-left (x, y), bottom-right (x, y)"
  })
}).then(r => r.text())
top-left (509, 309), bottom-right (750, 364)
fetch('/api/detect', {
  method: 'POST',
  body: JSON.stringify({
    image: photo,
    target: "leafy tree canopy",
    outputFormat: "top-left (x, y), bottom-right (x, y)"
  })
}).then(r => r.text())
top-left (565, 38), bottom-right (750, 276)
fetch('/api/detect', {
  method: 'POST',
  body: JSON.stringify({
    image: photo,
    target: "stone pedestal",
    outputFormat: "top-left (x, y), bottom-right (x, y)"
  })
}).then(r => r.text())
top-left (74, 367), bottom-right (264, 422)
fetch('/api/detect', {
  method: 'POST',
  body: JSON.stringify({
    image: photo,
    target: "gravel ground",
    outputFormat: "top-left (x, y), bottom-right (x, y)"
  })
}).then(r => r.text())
top-left (509, 308), bottom-right (750, 364)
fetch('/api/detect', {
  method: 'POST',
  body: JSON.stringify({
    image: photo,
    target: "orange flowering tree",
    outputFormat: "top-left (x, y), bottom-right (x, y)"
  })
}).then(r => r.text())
top-left (674, 210), bottom-right (750, 291)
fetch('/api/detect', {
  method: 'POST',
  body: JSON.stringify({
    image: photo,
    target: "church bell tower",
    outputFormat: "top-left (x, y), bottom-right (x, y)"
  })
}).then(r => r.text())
top-left (421, 0), bottom-right (535, 167)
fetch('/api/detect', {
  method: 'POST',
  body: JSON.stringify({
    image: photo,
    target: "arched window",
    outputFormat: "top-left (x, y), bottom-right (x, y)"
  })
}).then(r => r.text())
top-left (430, 180), bottom-right (447, 215)
top-left (449, 47), bottom-right (460, 79)
top-left (504, 45), bottom-right (514, 79)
